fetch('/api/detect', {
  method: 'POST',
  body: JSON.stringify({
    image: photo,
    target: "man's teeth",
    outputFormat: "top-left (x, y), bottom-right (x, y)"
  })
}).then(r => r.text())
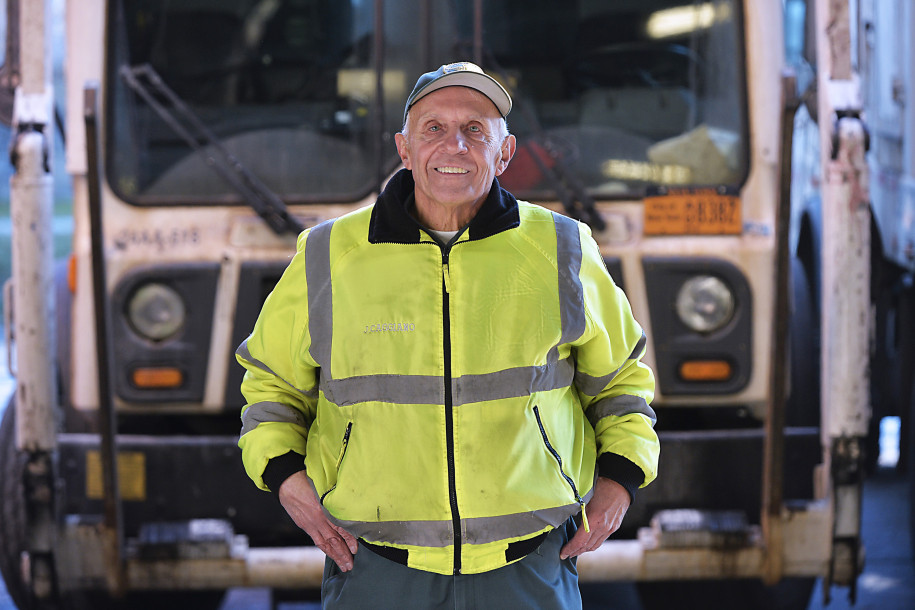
top-left (437, 167), bottom-right (469, 174)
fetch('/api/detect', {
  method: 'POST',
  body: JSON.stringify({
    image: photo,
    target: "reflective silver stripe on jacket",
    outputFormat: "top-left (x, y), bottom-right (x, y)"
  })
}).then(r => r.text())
top-left (585, 394), bottom-right (657, 428)
top-left (236, 338), bottom-right (318, 399)
top-left (322, 373), bottom-right (444, 407)
top-left (574, 332), bottom-right (648, 397)
top-left (306, 219), bottom-right (336, 375)
top-left (237, 335), bottom-right (318, 436)
top-left (302, 211), bottom-right (587, 407)
top-left (329, 499), bottom-right (585, 548)
top-left (319, 359), bottom-right (576, 407)
top-left (552, 212), bottom-right (586, 355)
top-left (241, 401), bottom-right (309, 436)
top-left (452, 359), bottom-right (575, 405)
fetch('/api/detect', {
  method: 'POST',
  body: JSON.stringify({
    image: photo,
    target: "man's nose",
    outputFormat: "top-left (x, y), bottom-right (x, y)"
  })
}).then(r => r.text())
top-left (444, 130), bottom-right (469, 153)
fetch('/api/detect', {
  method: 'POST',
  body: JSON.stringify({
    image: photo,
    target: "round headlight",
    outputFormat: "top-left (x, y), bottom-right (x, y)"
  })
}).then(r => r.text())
top-left (675, 275), bottom-right (735, 333)
top-left (127, 283), bottom-right (186, 341)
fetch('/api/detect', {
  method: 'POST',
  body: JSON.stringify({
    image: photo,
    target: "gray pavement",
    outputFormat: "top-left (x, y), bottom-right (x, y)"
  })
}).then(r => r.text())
top-left (807, 465), bottom-right (915, 610)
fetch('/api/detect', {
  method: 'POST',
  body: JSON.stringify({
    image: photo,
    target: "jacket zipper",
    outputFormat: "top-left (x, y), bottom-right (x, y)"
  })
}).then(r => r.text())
top-left (336, 421), bottom-right (353, 468)
top-left (320, 422), bottom-right (353, 504)
top-left (533, 405), bottom-right (590, 532)
top-left (442, 246), bottom-right (462, 573)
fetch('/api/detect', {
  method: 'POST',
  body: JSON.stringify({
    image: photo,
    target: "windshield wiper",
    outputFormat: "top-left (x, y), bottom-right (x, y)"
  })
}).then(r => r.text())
top-left (120, 64), bottom-right (304, 236)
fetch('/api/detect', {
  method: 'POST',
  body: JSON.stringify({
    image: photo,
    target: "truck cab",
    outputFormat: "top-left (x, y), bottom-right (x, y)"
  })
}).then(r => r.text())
top-left (1, 1), bottom-right (891, 607)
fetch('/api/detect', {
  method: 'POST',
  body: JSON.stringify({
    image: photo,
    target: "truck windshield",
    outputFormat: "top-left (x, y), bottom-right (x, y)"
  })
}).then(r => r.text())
top-left (106, 0), bottom-right (746, 205)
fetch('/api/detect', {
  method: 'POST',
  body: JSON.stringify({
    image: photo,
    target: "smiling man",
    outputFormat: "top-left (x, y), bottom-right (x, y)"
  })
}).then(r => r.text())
top-left (236, 62), bottom-right (660, 609)
top-left (395, 74), bottom-right (514, 231)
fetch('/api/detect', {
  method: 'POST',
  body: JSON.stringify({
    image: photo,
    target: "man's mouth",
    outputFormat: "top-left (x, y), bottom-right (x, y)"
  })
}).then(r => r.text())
top-left (436, 166), bottom-right (469, 174)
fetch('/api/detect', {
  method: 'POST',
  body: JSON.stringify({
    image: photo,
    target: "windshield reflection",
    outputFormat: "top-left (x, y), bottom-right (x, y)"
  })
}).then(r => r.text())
top-left (106, 0), bottom-right (746, 205)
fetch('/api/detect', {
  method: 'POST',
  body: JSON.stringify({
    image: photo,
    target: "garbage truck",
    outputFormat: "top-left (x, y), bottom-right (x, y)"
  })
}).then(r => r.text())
top-left (2, 0), bottom-right (908, 607)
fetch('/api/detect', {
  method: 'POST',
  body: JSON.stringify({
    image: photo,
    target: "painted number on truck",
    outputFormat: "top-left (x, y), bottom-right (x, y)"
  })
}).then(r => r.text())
top-left (643, 186), bottom-right (742, 235)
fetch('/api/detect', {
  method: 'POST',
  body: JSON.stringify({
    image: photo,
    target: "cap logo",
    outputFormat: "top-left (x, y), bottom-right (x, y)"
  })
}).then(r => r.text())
top-left (443, 62), bottom-right (476, 74)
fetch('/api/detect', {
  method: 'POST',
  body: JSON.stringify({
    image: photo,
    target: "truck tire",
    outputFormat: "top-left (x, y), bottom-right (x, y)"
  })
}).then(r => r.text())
top-left (0, 397), bottom-right (33, 610)
top-left (786, 256), bottom-right (820, 427)
top-left (909, 377), bottom-right (915, 561)
top-left (637, 578), bottom-right (815, 610)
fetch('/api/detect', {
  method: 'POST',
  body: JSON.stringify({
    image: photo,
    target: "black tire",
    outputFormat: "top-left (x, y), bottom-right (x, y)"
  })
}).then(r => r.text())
top-left (0, 396), bottom-right (33, 610)
top-left (2, 401), bottom-right (225, 609)
top-left (637, 577), bottom-right (816, 610)
top-left (60, 590), bottom-right (226, 610)
top-left (786, 256), bottom-right (820, 427)
top-left (909, 376), bottom-right (915, 562)
top-left (891, 276), bottom-right (915, 559)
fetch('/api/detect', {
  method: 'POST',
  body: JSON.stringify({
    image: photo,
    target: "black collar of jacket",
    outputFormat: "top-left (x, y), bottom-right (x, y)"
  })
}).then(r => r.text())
top-left (368, 168), bottom-right (521, 244)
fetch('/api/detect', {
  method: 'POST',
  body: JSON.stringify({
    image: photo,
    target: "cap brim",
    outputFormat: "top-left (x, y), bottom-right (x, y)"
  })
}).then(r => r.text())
top-left (407, 72), bottom-right (512, 119)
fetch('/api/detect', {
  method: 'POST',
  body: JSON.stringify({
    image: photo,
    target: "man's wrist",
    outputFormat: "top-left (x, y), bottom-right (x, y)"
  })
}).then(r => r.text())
top-left (596, 452), bottom-right (644, 503)
top-left (263, 451), bottom-right (306, 493)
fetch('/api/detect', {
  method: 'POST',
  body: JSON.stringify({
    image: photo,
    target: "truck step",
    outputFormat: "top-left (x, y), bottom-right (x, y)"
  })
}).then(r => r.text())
top-left (132, 519), bottom-right (236, 560)
top-left (649, 509), bottom-right (755, 549)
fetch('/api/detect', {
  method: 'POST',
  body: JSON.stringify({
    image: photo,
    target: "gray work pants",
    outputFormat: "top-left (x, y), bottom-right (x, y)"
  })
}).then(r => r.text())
top-left (321, 519), bottom-right (581, 609)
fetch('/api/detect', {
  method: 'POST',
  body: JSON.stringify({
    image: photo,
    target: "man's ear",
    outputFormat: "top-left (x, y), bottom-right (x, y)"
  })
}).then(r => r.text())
top-left (395, 132), bottom-right (412, 170)
top-left (495, 134), bottom-right (517, 176)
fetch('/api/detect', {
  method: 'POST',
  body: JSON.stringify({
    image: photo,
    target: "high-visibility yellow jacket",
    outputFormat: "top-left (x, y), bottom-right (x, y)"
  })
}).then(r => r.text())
top-left (237, 169), bottom-right (658, 576)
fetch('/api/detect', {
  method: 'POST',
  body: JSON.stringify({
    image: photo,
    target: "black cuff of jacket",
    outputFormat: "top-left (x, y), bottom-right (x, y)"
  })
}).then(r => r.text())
top-left (597, 452), bottom-right (645, 503)
top-left (262, 451), bottom-right (306, 494)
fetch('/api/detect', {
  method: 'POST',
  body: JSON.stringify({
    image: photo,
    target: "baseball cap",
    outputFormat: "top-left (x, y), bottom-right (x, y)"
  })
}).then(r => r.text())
top-left (403, 62), bottom-right (512, 123)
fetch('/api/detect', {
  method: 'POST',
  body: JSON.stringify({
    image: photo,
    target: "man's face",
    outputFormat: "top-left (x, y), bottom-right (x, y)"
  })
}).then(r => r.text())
top-left (395, 86), bottom-right (515, 223)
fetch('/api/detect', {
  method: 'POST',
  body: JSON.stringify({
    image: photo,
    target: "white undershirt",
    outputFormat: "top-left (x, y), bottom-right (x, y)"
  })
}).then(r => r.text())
top-left (429, 229), bottom-right (460, 244)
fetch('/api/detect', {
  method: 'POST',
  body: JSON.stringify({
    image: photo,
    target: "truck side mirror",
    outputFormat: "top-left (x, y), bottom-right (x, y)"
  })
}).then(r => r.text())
top-left (785, 0), bottom-right (818, 122)
top-left (0, 0), bottom-right (19, 127)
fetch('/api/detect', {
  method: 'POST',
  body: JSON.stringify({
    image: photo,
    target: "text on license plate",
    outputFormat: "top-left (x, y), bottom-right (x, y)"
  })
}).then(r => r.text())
top-left (643, 187), bottom-right (742, 235)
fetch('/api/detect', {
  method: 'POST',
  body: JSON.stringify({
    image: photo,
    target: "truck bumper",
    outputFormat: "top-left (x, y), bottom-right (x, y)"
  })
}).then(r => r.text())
top-left (51, 427), bottom-right (829, 592)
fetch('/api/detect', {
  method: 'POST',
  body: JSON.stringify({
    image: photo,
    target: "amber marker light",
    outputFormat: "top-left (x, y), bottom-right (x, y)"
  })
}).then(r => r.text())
top-left (131, 367), bottom-right (184, 389)
top-left (679, 360), bottom-right (732, 382)
top-left (68, 254), bottom-right (78, 293)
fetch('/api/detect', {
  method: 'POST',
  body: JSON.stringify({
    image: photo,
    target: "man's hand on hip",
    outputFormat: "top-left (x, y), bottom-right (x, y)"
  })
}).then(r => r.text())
top-left (278, 470), bottom-right (359, 571)
top-left (559, 476), bottom-right (630, 560)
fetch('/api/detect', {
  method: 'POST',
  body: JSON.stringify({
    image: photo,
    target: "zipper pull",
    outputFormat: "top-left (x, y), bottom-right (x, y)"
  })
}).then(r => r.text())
top-left (579, 499), bottom-right (590, 533)
top-left (335, 422), bottom-right (353, 468)
top-left (443, 261), bottom-right (452, 294)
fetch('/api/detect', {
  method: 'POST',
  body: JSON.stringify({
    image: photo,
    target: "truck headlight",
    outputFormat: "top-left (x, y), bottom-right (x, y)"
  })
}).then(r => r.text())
top-left (127, 283), bottom-right (186, 341)
top-left (675, 275), bottom-right (735, 333)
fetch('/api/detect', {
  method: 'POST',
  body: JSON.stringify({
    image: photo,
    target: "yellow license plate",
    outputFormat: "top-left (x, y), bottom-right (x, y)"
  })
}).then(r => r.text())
top-left (643, 186), bottom-right (742, 235)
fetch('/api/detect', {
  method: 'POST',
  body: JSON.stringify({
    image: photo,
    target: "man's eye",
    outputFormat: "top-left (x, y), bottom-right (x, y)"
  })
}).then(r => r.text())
top-left (468, 125), bottom-right (481, 133)
top-left (428, 125), bottom-right (441, 132)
